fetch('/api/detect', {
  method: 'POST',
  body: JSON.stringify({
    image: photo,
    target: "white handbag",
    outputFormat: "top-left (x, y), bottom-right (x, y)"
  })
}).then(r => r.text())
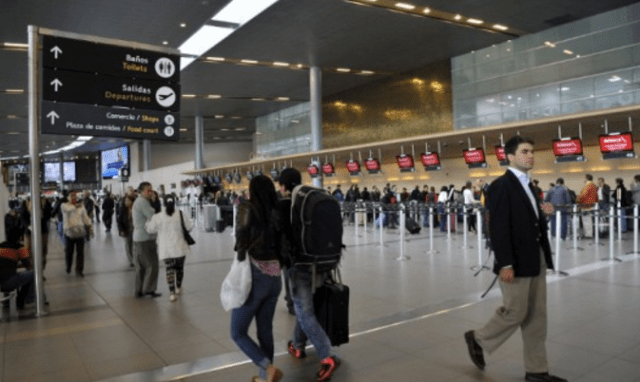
top-left (220, 256), bottom-right (252, 311)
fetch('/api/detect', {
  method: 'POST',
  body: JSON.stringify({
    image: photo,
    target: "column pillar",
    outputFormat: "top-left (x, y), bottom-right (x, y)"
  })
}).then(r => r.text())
top-left (195, 116), bottom-right (205, 170)
top-left (142, 139), bottom-right (151, 175)
top-left (309, 66), bottom-right (323, 188)
top-left (58, 152), bottom-right (64, 192)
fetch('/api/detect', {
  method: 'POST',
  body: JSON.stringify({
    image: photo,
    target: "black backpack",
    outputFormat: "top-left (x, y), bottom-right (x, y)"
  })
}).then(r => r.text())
top-left (290, 185), bottom-right (343, 273)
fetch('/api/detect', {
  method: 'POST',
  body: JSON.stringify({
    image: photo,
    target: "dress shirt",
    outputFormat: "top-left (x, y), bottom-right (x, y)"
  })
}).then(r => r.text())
top-left (508, 167), bottom-right (538, 218)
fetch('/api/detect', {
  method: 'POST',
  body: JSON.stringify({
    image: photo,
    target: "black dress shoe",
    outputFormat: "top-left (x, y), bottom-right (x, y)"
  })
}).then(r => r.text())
top-left (135, 292), bottom-right (144, 298)
top-left (525, 372), bottom-right (567, 382)
top-left (464, 330), bottom-right (485, 370)
top-left (76, 271), bottom-right (84, 277)
top-left (146, 292), bottom-right (162, 298)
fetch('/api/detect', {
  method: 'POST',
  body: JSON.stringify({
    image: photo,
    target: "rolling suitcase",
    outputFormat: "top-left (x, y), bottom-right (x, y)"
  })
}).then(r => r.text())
top-left (215, 220), bottom-right (226, 233)
top-left (314, 279), bottom-right (349, 347)
top-left (405, 217), bottom-right (421, 234)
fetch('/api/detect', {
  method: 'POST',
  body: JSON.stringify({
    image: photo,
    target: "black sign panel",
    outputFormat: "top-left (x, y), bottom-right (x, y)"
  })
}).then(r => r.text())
top-left (41, 101), bottom-right (179, 141)
top-left (42, 36), bottom-right (180, 82)
top-left (43, 69), bottom-right (180, 111)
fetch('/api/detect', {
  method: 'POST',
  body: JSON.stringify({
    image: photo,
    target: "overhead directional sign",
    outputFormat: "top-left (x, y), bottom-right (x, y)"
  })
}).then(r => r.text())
top-left (43, 36), bottom-right (179, 82)
top-left (41, 101), bottom-right (179, 141)
top-left (39, 33), bottom-right (181, 141)
top-left (43, 68), bottom-right (180, 111)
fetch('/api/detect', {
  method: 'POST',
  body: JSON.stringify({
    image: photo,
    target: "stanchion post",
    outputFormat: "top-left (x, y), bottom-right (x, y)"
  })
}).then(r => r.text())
top-left (553, 209), bottom-right (568, 276)
top-left (427, 205), bottom-right (438, 254)
top-left (446, 205), bottom-right (451, 238)
top-left (594, 207), bottom-right (599, 245)
top-left (379, 205), bottom-right (384, 247)
top-left (232, 204), bottom-right (237, 237)
top-left (396, 205), bottom-right (410, 260)
top-left (617, 201), bottom-right (622, 242)
top-left (461, 205), bottom-right (468, 248)
top-left (634, 204), bottom-right (639, 255)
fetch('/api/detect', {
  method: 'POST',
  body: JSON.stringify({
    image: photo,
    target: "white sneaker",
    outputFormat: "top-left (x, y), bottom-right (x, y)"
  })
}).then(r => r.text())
top-left (170, 293), bottom-right (177, 302)
top-left (176, 287), bottom-right (182, 295)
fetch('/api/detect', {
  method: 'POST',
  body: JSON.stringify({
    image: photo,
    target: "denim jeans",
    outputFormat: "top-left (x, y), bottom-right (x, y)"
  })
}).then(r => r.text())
top-left (231, 263), bottom-right (282, 379)
top-left (288, 267), bottom-right (332, 360)
top-left (1, 270), bottom-right (35, 307)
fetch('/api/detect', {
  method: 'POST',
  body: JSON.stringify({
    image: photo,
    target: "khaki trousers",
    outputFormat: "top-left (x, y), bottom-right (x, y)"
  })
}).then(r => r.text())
top-left (475, 253), bottom-right (548, 373)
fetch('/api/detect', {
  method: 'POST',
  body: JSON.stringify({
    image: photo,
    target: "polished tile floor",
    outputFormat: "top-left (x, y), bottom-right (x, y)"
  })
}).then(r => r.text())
top-left (2, 215), bottom-right (640, 382)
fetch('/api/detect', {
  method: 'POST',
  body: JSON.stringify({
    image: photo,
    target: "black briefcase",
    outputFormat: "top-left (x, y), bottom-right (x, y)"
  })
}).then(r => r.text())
top-left (313, 278), bottom-right (349, 347)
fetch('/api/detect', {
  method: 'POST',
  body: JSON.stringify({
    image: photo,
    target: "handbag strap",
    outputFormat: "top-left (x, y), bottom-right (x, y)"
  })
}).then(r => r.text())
top-left (179, 210), bottom-right (187, 232)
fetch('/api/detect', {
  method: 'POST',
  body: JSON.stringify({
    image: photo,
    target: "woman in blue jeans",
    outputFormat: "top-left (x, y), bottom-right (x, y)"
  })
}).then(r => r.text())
top-left (230, 175), bottom-right (283, 382)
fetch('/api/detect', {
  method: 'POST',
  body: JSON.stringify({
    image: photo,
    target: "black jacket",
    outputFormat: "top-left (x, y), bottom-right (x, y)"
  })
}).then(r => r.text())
top-left (234, 201), bottom-right (282, 264)
top-left (488, 170), bottom-right (553, 277)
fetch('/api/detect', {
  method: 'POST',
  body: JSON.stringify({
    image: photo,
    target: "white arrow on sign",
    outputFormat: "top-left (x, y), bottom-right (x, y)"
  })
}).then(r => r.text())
top-left (50, 79), bottom-right (62, 92)
top-left (50, 46), bottom-right (63, 59)
top-left (46, 111), bottom-right (59, 125)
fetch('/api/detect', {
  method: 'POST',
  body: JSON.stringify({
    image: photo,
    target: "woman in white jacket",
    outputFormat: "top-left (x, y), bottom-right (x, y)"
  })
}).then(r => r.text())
top-left (146, 195), bottom-right (192, 302)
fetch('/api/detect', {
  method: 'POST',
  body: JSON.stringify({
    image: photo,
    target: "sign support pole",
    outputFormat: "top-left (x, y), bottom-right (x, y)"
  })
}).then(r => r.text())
top-left (28, 25), bottom-right (47, 316)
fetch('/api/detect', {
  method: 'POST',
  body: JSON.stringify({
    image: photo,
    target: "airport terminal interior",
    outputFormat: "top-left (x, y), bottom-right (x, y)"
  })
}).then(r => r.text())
top-left (2, 0), bottom-right (640, 381)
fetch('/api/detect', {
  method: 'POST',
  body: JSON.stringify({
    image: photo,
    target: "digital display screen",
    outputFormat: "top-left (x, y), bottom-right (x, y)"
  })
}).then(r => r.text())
top-left (364, 158), bottom-right (381, 171)
top-left (463, 148), bottom-right (486, 164)
top-left (395, 155), bottom-right (414, 172)
top-left (599, 133), bottom-right (634, 153)
top-left (495, 146), bottom-right (506, 161)
top-left (101, 145), bottom-right (129, 179)
top-left (322, 163), bottom-right (335, 175)
top-left (553, 138), bottom-right (583, 156)
top-left (420, 152), bottom-right (440, 167)
top-left (346, 160), bottom-right (360, 174)
top-left (307, 164), bottom-right (319, 177)
top-left (44, 161), bottom-right (76, 183)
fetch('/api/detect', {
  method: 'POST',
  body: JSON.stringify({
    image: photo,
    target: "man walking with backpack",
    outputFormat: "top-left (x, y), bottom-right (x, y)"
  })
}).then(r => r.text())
top-left (277, 168), bottom-right (341, 382)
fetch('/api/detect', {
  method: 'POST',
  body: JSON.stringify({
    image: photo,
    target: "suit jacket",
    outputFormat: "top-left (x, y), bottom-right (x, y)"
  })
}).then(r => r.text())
top-left (487, 170), bottom-right (553, 277)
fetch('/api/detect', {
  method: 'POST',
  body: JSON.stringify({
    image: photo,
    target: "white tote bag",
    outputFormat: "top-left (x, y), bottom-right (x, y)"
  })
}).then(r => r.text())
top-left (220, 257), bottom-right (252, 311)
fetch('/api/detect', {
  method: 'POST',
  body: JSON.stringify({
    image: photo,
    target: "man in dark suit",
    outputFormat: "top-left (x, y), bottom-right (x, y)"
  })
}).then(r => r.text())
top-left (464, 136), bottom-right (567, 382)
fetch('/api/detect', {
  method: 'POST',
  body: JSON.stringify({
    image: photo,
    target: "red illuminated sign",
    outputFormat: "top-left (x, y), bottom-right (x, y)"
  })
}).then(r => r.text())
top-left (599, 133), bottom-right (634, 153)
top-left (420, 152), bottom-right (440, 167)
top-left (346, 160), bottom-right (360, 173)
top-left (463, 149), bottom-right (486, 164)
top-left (322, 163), bottom-right (335, 175)
top-left (307, 164), bottom-right (319, 177)
top-left (395, 155), bottom-right (414, 171)
top-left (552, 138), bottom-right (583, 156)
top-left (495, 146), bottom-right (506, 161)
top-left (364, 158), bottom-right (380, 171)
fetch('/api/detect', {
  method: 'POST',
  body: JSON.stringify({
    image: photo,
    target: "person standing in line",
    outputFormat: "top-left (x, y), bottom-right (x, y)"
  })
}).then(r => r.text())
top-left (278, 168), bottom-right (340, 382)
top-left (464, 136), bottom-right (566, 382)
top-left (117, 188), bottom-right (136, 267)
top-left (437, 186), bottom-right (449, 232)
top-left (576, 174), bottom-right (598, 238)
top-left (102, 192), bottom-right (115, 233)
top-left (230, 175), bottom-right (284, 382)
top-left (631, 175), bottom-right (640, 206)
top-left (51, 190), bottom-right (68, 246)
top-left (462, 181), bottom-right (477, 233)
top-left (613, 178), bottom-right (629, 232)
top-left (544, 178), bottom-right (572, 241)
top-left (132, 182), bottom-right (161, 298)
top-left (145, 195), bottom-right (191, 302)
top-left (61, 191), bottom-right (93, 277)
top-left (596, 177), bottom-right (611, 211)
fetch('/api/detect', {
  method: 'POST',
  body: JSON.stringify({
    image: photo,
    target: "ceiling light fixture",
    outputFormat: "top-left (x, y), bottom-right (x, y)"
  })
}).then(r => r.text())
top-left (215, 115), bottom-right (225, 118)
top-left (3, 42), bottom-right (28, 48)
top-left (423, 7), bottom-right (430, 13)
top-left (241, 59), bottom-right (259, 64)
top-left (251, 97), bottom-right (266, 101)
top-left (493, 24), bottom-right (508, 31)
top-left (180, 23), bottom-right (187, 27)
top-left (180, 128), bottom-right (188, 132)
top-left (395, 3), bottom-right (415, 10)
top-left (179, 25), bottom-right (234, 69)
top-left (544, 41), bottom-right (556, 48)
top-left (235, 127), bottom-right (246, 131)
top-left (336, 68), bottom-right (351, 73)
top-left (182, 94), bottom-right (196, 98)
top-left (454, 14), bottom-right (462, 20)
top-left (206, 56), bottom-right (226, 61)
top-left (162, 41), bottom-right (169, 45)
top-left (273, 61), bottom-right (290, 66)
top-left (563, 49), bottom-right (573, 55)
top-left (221, 128), bottom-right (230, 131)
top-left (231, 116), bottom-right (242, 119)
top-left (212, 0), bottom-right (279, 25)
top-left (467, 18), bottom-right (483, 24)
top-left (608, 75), bottom-right (622, 82)
top-left (359, 70), bottom-right (374, 75)
top-left (5, 89), bottom-right (24, 93)
top-left (276, 97), bottom-right (290, 101)
top-left (207, 94), bottom-right (222, 98)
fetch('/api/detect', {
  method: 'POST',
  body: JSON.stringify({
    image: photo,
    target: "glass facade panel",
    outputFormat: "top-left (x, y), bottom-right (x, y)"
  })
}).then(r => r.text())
top-left (452, 3), bottom-right (640, 129)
